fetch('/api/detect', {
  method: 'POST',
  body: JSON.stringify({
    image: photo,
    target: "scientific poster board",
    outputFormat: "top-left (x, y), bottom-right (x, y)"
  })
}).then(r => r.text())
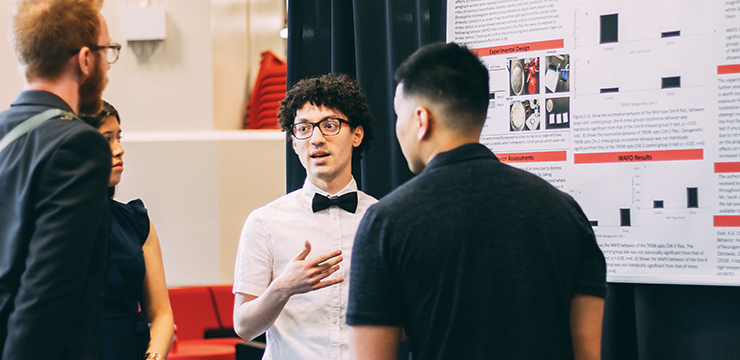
top-left (447, 0), bottom-right (740, 285)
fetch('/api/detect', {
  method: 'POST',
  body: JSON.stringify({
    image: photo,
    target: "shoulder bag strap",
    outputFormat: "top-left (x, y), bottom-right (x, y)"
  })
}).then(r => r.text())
top-left (0, 109), bottom-right (78, 155)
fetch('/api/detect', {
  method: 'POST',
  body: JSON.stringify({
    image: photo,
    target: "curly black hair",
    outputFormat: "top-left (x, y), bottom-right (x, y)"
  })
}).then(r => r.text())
top-left (278, 73), bottom-right (374, 159)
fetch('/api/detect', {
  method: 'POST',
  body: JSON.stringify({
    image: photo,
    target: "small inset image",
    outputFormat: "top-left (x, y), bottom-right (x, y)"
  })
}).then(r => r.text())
top-left (510, 99), bottom-right (541, 131)
top-left (545, 97), bottom-right (570, 130)
top-left (509, 57), bottom-right (540, 96)
top-left (545, 54), bottom-right (570, 93)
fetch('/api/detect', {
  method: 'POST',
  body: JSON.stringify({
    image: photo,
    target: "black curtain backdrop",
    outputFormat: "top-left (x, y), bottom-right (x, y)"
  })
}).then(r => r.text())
top-left (284, 1), bottom-right (740, 359)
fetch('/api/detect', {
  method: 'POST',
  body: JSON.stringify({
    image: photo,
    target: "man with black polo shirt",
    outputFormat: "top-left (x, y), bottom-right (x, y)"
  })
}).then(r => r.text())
top-left (347, 43), bottom-right (607, 360)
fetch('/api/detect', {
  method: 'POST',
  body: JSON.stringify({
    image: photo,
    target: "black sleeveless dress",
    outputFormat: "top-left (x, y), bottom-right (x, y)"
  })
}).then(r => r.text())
top-left (99, 199), bottom-right (151, 360)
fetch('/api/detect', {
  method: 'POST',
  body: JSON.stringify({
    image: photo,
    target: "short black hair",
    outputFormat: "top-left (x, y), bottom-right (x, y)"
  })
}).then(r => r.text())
top-left (394, 42), bottom-right (489, 129)
top-left (278, 73), bottom-right (374, 159)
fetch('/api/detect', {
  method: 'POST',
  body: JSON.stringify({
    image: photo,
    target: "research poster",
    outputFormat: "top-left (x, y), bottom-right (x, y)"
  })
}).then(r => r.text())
top-left (447, 0), bottom-right (740, 285)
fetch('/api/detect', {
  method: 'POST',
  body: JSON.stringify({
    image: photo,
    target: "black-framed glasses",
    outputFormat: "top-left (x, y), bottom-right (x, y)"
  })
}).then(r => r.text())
top-left (70, 43), bottom-right (122, 64)
top-left (291, 118), bottom-right (348, 140)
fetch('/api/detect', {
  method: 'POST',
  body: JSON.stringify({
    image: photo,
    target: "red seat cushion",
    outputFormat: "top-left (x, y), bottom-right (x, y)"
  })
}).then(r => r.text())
top-left (168, 339), bottom-right (236, 360)
top-left (168, 287), bottom-right (221, 340)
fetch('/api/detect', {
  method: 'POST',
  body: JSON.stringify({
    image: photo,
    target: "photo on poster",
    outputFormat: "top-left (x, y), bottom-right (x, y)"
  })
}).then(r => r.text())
top-left (545, 54), bottom-right (570, 93)
top-left (509, 99), bottom-right (540, 131)
top-left (544, 97), bottom-right (570, 130)
top-left (509, 57), bottom-right (540, 96)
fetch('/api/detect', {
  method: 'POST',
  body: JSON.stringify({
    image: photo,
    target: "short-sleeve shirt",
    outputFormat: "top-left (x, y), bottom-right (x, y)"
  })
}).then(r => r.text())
top-left (234, 178), bottom-right (377, 360)
top-left (347, 143), bottom-right (607, 360)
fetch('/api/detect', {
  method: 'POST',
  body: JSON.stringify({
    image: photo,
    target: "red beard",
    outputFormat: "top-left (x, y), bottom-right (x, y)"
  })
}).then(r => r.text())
top-left (78, 53), bottom-right (107, 116)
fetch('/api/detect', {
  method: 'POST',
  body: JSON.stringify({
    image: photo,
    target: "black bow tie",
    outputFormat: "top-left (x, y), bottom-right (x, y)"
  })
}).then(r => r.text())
top-left (312, 192), bottom-right (358, 213)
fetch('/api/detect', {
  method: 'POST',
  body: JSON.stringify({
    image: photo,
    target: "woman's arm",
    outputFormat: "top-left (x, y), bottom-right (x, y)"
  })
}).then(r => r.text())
top-left (140, 221), bottom-right (175, 358)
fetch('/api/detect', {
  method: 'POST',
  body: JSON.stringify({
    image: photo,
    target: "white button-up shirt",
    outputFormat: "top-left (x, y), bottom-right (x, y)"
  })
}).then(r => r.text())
top-left (234, 178), bottom-right (377, 360)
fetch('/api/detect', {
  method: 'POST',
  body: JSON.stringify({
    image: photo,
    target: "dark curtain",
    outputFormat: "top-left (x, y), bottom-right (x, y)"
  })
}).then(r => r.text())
top-left (284, 1), bottom-right (740, 359)
top-left (602, 283), bottom-right (740, 360)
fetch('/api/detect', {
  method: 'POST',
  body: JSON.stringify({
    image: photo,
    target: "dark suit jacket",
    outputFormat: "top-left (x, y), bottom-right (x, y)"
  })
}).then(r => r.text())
top-left (0, 91), bottom-right (111, 360)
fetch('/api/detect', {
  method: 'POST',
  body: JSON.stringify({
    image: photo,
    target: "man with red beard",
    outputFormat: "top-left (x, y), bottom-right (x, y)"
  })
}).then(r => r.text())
top-left (0, 1), bottom-right (117, 359)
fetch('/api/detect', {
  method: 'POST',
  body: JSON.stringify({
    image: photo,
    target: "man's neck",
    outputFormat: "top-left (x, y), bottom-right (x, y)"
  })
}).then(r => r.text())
top-left (309, 172), bottom-right (353, 195)
top-left (422, 135), bottom-right (480, 169)
top-left (24, 77), bottom-right (79, 114)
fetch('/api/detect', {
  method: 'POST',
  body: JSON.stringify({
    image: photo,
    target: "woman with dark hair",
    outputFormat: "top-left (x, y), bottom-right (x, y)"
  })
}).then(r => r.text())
top-left (82, 102), bottom-right (174, 360)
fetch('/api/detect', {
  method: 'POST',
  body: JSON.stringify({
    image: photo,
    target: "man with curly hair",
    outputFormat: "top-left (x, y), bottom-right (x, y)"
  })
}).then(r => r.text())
top-left (233, 73), bottom-right (376, 360)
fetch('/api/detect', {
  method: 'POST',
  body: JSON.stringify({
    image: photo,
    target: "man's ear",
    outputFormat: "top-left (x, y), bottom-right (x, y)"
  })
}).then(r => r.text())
top-left (417, 106), bottom-right (432, 141)
top-left (76, 46), bottom-right (93, 77)
top-left (292, 136), bottom-right (298, 154)
top-left (351, 125), bottom-right (364, 148)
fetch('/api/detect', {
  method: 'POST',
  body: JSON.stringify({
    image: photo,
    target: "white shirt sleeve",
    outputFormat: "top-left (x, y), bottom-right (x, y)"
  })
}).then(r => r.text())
top-left (233, 209), bottom-right (274, 296)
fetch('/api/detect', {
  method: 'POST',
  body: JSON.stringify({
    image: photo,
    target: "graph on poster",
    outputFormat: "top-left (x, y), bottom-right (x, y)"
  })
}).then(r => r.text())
top-left (448, 0), bottom-right (740, 285)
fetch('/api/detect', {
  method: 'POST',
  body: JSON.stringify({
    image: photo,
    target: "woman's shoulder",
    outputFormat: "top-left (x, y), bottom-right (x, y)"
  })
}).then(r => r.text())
top-left (110, 198), bottom-right (150, 242)
top-left (111, 198), bottom-right (148, 214)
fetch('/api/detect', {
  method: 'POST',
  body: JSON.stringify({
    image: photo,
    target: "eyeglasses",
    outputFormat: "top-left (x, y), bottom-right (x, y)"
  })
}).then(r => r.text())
top-left (70, 43), bottom-right (122, 64)
top-left (291, 118), bottom-right (348, 140)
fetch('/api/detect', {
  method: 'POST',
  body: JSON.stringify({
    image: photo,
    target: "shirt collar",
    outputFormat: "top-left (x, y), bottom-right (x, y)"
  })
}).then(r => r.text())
top-left (11, 90), bottom-right (75, 113)
top-left (301, 177), bottom-right (358, 206)
top-left (423, 143), bottom-right (498, 173)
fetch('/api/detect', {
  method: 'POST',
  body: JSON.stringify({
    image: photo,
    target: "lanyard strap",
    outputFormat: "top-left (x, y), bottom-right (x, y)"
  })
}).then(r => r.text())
top-left (0, 109), bottom-right (77, 154)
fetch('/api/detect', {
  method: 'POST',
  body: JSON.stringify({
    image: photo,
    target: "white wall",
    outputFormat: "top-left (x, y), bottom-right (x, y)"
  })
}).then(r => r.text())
top-left (0, 2), bottom-right (24, 107)
top-left (0, 0), bottom-right (287, 286)
top-left (103, 0), bottom-right (215, 131)
top-left (116, 131), bottom-right (286, 286)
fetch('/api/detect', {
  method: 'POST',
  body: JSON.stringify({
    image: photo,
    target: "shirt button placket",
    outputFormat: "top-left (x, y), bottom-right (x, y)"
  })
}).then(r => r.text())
top-left (330, 206), bottom-right (342, 358)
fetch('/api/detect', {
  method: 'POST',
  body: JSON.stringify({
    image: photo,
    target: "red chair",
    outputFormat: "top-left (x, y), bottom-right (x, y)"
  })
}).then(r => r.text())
top-left (208, 285), bottom-right (236, 329)
top-left (253, 111), bottom-right (280, 130)
top-left (210, 285), bottom-right (266, 360)
top-left (256, 91), bottom-right (287, 104)
top-left (168, 342), bottom-right (236, 360)
top-left (254, 118), bottom-right (280, 130)
top-left (203, 285), bottom-right (259, 348)
top-left (168, 287), bottom-right (221, 340)
top-left (255, 99), bottom-right (281, 112)
top-left (258, 86), bottom-right (285, 103)
top-left (244, 51), bottom-right (287, 129)
top-left (167, 286), bottom-right (240, 359)
top-left (255, 76), bottom-right (286, 90)
top-left (202, 285), bottom-right (243, 347)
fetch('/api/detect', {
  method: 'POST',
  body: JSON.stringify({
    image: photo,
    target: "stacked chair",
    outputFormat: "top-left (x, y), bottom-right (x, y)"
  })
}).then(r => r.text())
top-left (243, 51), bottom-right (287, 130)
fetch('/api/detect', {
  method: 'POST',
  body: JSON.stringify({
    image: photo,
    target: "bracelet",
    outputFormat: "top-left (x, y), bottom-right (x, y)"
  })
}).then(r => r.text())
top-left (144, 353), bottom-right (163, 360)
